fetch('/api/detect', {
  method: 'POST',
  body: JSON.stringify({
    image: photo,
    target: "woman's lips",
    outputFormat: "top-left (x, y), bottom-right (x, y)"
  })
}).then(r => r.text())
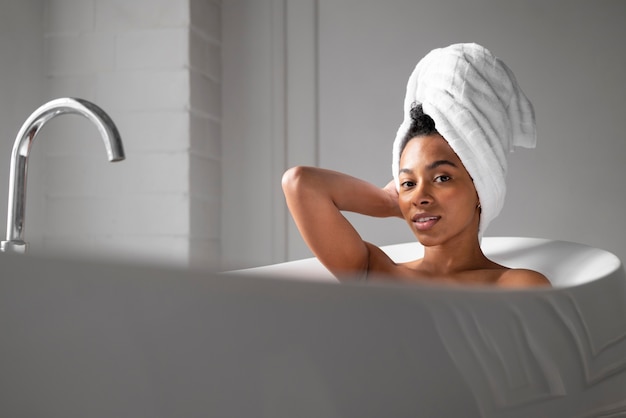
top-left (412, 214), bottom-right (440, 231)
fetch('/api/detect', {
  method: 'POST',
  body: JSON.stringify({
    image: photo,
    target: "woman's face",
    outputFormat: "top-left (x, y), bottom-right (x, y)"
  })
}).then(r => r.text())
top-left (398, 134), bottom-right (480, 246)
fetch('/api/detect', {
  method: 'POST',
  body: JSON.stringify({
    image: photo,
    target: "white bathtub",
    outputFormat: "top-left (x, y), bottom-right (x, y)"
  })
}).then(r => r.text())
top-left (231, 237), bottom-right (622, 287)
top-left (227, 237), bottom-right (626, 417)
top-left (0, 237), bottom-right (624, 417)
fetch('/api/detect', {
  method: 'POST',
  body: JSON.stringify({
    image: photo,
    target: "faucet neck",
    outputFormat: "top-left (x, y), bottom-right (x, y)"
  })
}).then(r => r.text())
top-left (2, 98), bottom-right (125, 251)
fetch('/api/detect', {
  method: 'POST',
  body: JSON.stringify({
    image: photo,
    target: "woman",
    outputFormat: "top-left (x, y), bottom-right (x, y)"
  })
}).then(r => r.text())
top-left (282, 44), bottom-right (550, 287)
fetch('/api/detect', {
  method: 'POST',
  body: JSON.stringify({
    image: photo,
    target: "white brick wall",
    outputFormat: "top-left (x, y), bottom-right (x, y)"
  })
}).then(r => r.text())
top-left (0, 2), bottom-right (46, 247)
top-left (29, 0), bottom-right (222, 268)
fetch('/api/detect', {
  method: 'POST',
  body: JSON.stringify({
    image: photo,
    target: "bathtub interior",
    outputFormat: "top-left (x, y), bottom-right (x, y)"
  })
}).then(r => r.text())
top-left (229, 237), bottom-right (623, 287)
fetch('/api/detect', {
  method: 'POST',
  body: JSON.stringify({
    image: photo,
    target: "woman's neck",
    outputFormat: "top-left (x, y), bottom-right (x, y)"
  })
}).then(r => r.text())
top-left (419, 235), bottom-right (491, 276)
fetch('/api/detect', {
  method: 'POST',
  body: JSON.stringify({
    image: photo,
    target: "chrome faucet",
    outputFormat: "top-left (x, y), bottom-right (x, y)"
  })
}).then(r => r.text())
top-left (1, 98), bottom-right (125, 254)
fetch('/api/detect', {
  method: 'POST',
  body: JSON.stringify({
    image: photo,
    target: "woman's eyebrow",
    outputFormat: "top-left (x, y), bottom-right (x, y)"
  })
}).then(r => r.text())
top-left (426, 160), bottom-right (458, 170)
top-left (399, 160), bottom-right (458, 175)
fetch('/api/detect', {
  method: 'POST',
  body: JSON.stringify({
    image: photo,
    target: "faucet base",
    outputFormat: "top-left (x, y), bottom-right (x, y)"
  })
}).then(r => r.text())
top-left (1, 240), bottom-right (28, 254)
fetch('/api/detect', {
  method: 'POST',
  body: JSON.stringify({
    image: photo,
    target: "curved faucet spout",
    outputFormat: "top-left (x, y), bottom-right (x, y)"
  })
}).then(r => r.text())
top-left (1, 97), bottom-right (125, 254)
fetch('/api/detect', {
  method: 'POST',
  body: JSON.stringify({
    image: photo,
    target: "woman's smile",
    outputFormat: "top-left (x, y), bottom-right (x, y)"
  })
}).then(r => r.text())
top-left (412, 213), bottom-right (441, 231)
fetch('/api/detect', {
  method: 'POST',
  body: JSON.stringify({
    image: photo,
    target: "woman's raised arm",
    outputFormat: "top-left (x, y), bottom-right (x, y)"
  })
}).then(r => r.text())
top-left (281, 166), bottom-right (401, 278)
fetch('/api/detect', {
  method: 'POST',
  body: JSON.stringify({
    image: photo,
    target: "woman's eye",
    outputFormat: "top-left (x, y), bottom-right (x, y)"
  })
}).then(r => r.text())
top-left (400, 180), bottom-right (415, 188)
top-left (435, 175), bottom-right (451, 183)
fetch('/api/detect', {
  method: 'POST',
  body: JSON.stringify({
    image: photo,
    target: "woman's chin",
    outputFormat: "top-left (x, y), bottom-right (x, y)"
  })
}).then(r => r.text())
top-left (414, 233), bottom-right (442, 248)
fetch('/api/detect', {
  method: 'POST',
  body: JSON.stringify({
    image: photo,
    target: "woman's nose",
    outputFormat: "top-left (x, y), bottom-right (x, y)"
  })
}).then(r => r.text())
top-left (412, 181), bottom-right (433, 206)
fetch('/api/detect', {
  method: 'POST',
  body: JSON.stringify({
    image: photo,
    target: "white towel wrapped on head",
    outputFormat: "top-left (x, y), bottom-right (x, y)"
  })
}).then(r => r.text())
top-left (392, 43), bottom-right (536, 236)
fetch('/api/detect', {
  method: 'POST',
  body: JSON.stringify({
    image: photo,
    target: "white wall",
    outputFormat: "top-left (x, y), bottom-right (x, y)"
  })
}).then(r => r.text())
top-left (0, 1), bottom-right (46, 249)
top-left (3, 1), bottom-right (624, 270)
top-left (0, 0), bottom-right (222, 269)
top-left (223, 0), bottom-right (626, 268)
top-left (222, 0), bottom-right (318, 269)
top-left (188, 0), bottom-right (223, 268)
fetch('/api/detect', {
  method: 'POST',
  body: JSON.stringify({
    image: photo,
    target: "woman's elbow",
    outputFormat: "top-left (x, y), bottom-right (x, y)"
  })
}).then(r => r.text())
top-left (282, 166), bottom-right (312, 195)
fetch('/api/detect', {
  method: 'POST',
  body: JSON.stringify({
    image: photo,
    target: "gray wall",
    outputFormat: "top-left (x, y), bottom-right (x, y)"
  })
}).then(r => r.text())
top-left (223, 0), bottom-right (626, 268)
top-left (0, 1), bottom-right (46, 246)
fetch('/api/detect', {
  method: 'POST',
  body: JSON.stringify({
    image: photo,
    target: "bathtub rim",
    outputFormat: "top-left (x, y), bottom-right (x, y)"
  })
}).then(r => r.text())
top-left (225, 236), bottom-right (624, 290)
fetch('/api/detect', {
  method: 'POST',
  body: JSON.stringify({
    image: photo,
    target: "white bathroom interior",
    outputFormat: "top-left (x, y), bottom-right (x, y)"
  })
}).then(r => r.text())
top-left (0, 0), bottom-right (625, 272)
top-left (1, 2), bottom-right (626, 417)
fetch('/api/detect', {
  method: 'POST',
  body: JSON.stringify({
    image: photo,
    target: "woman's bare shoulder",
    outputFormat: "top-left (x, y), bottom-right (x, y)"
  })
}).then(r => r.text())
top-left (496, 268), bottom-right (551, 288)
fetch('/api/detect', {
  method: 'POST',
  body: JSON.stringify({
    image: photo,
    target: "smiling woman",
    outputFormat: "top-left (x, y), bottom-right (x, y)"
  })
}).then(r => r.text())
top-left (282, 43), bottom-right (550, 287)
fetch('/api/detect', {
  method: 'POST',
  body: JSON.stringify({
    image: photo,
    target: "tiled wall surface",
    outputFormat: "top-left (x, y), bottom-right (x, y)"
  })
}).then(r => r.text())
top-left (31, 0), bottom-right (222, 268)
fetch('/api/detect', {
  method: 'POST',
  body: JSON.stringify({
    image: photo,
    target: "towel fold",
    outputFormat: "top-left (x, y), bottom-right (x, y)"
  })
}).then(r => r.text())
top-left (392, 43), bottom-right (536, 235)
